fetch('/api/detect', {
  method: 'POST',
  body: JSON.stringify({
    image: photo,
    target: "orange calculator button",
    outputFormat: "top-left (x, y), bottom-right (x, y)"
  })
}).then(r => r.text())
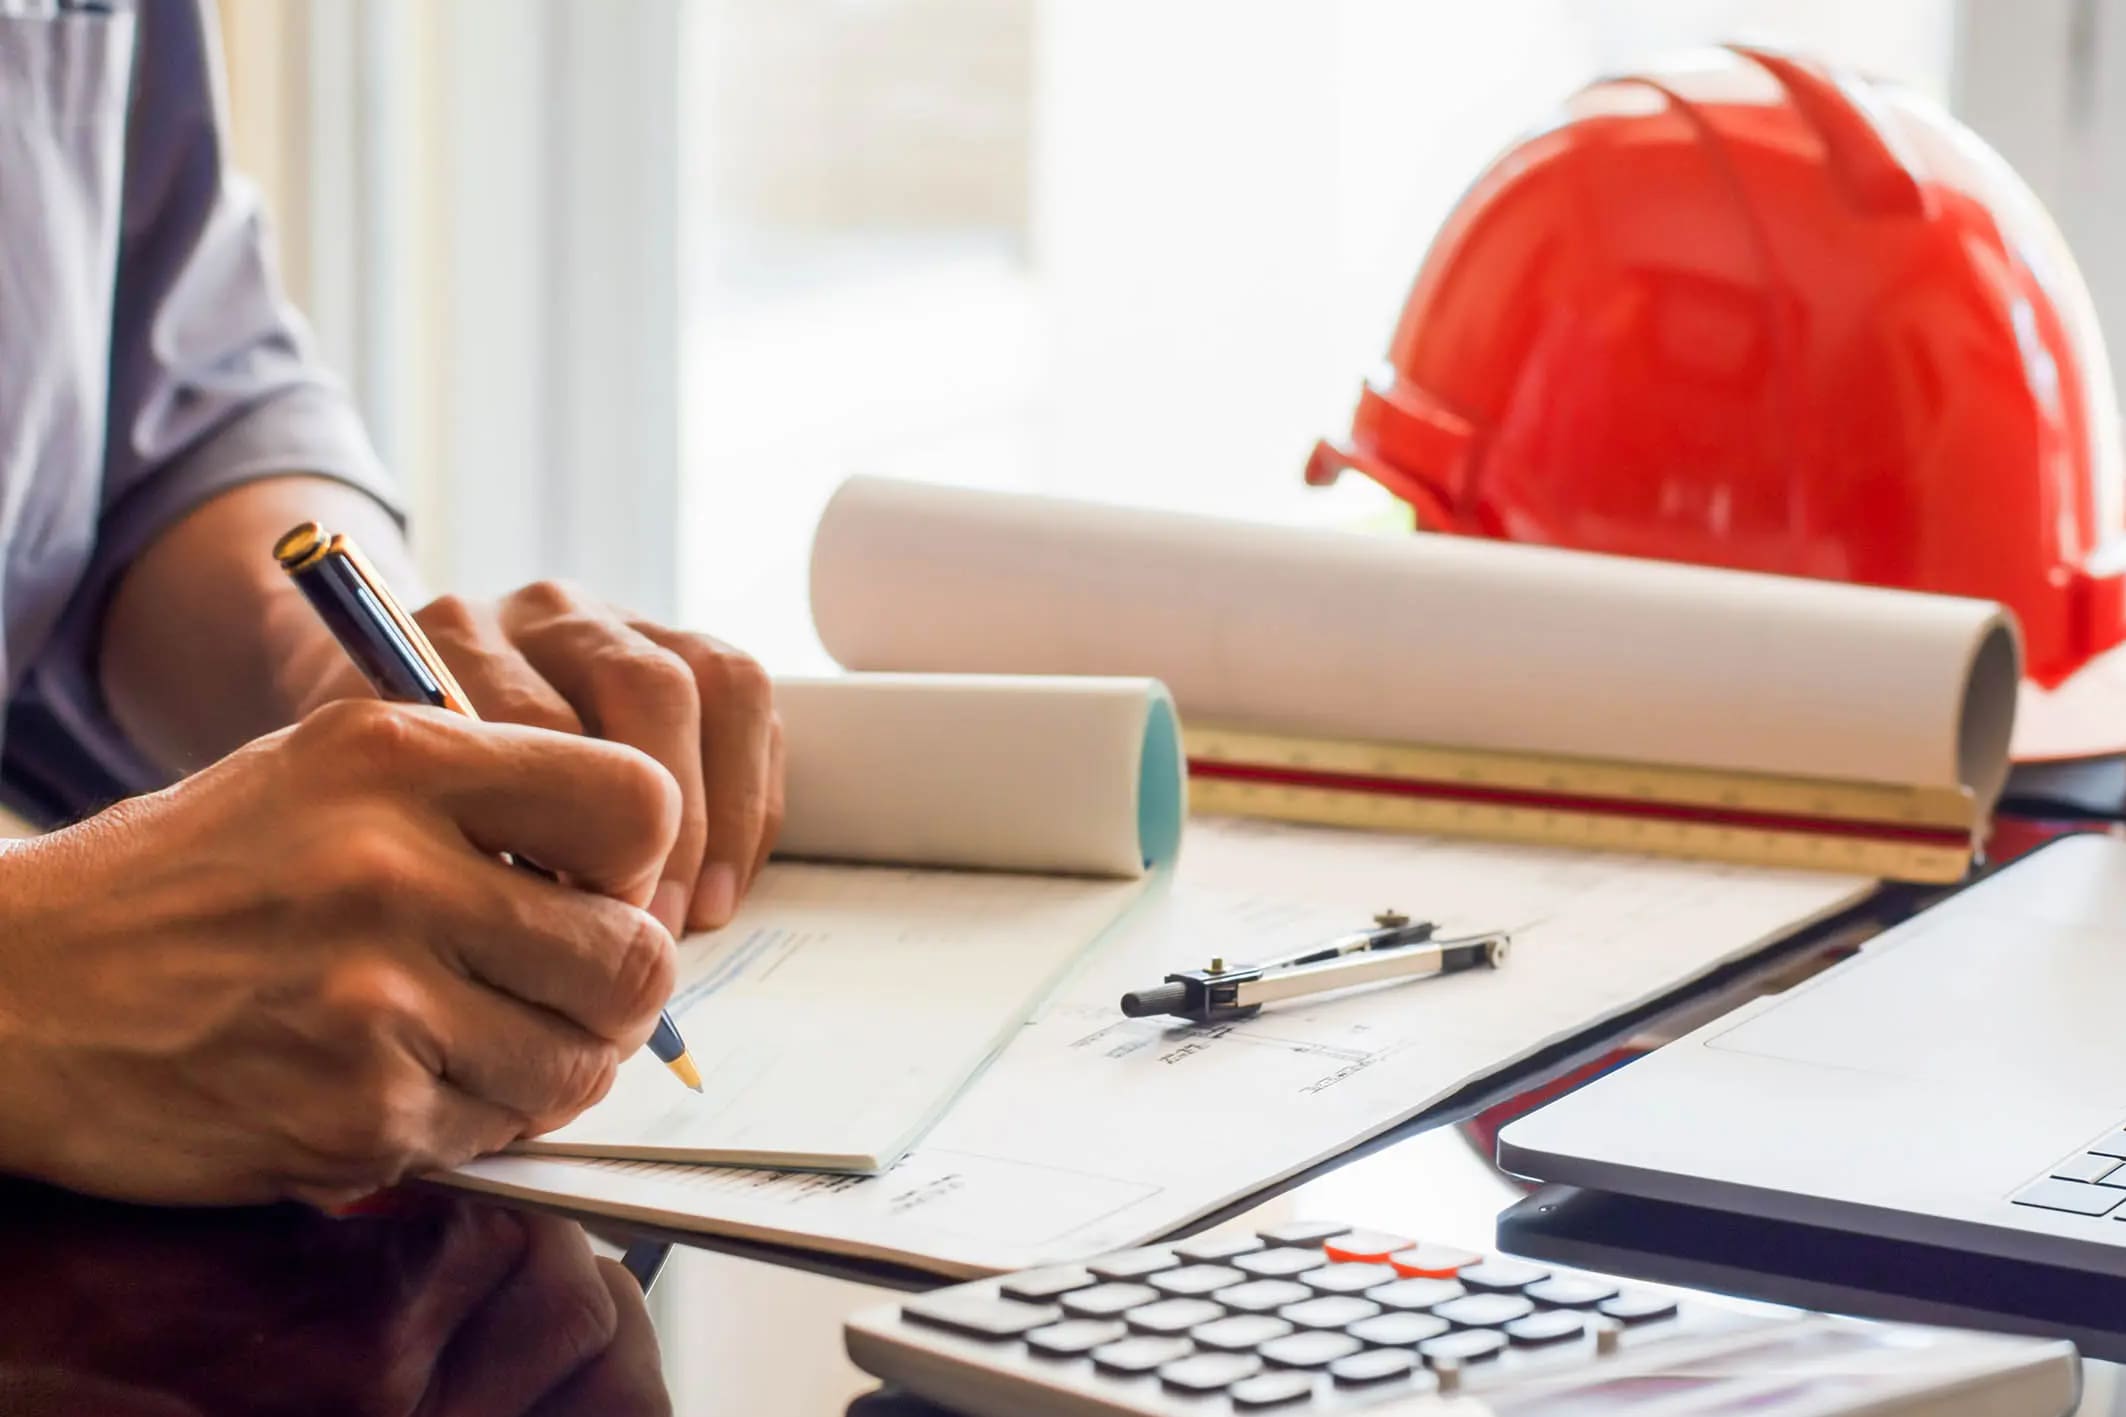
top-left (1388, 1243), bottom-right (1483, 1279)
top-left (1323, 1230), bottom-right (1414, 1264)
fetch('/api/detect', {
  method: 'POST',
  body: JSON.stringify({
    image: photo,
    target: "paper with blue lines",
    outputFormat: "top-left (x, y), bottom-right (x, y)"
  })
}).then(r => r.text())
top-left (519, 862), bottom-right (1146, 1172)
top-left (512, 672), bottom-right (1181, 1174)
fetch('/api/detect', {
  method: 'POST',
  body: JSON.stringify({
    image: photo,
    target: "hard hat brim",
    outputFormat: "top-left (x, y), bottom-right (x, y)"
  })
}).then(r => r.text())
top-left (2014, 640), bottom-right (2126, 761)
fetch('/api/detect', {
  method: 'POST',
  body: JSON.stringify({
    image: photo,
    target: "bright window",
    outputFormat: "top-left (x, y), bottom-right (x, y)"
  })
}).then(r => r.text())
top-left (677, 0), bottom-right (1958, 670)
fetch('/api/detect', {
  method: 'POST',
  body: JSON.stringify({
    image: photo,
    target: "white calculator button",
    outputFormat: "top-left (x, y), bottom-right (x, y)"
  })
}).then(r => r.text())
top-left (1364, 1277), bottom-right (1465, 1311)
top-left (1148, 1264), bottom-right (1246, 1297)
top-left (1214, 1279), bottom-right (1312, 1313)
top-left (1060, 1283), bottom-right (1158, 1318)
top-left (1024, 1319), bottom-right (1127, 1357)
top-left (1457, 1258), bottom-right (1550, 1293)
top-left (901, 1292), bottom-right (1060, 1341)
top-left (1598, 1291), bottom-right (1680, 1325)
top-left (1229, 1370), bottom-right (1316, 1408)
top-left (1234, 1248), bottom-right (1329, 1279)
top-left (1279, 1295), bottom-right (1381, 1330)
top-left (1159, 1351), bottom-right (1264, 1393)
top-left (1299, 1262), bottom-right (1399, 1294)
top-left (1173, 1232), bottom-right (1266, 1263)
top-left (999, 1266), bottom-right (1097, 1302)
top-left (1259, 1330), bottom-right (1363, 1368)
top-left (1329, 1348), bottom-right (1419, 1386)
top-left (1086, 1248), bottom-right (1177, 1281)
top-left (1090, 1335), bottom-right (1192, 1374)
top-left (1258, 1221), bottom-right (1351, 1248)
top-left (1525, 1276), bottom-right (1620, 1309)
top-left (1504, 1310), bottom-right (1585, 1347)
top-left (1420, 1329), bottom-right (1507, 1365)
top-left (1434, 1293), bottom-right (1536, 1328)
top-left (1347, 1312), bottom-right (1450, 1347)
top-left (1124, 1298), bottom-right (1224, 1335)
top-left (1192, 1314), bottom-right (1295, 1351)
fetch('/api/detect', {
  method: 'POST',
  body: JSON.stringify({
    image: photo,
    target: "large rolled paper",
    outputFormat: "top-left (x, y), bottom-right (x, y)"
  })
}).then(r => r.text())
top-left (773, 674), bottom-right (1184, 878)
top-left (810, 477), bottom-right (2023, 807)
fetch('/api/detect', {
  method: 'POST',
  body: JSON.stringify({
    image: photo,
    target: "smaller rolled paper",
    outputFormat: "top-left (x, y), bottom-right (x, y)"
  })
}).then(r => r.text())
top-left (772, 674), bottom-right (1184, 879)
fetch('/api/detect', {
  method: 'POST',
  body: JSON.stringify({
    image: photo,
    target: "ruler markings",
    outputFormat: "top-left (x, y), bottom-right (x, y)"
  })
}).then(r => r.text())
top-left (1182, 724), bottom-right (1977, 884)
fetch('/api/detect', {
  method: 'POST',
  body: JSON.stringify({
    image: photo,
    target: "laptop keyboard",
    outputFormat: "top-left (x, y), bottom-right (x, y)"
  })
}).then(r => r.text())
top-left (2013, 1127), bottom-right (2126, 1216)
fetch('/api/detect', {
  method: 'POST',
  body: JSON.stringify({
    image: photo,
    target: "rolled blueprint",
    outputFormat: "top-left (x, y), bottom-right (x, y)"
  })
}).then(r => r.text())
top-left (810, 477), bottom-right (2022, 807)
top-left (772, 674), bottom-right (1183, 878)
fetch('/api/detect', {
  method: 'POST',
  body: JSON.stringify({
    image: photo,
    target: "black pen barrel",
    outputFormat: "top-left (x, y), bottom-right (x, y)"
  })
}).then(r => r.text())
top-left (288, 553), bottom-right (447, 707)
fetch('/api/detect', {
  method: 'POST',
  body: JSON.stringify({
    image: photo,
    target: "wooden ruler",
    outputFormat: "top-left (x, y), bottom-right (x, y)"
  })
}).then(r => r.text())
top-left (1184, 724), bottom-right (1977, 883)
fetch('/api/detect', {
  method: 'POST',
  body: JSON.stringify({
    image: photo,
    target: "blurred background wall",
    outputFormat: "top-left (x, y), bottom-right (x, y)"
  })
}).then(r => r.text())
top-left (208, 0), bottom-right (2114, 681)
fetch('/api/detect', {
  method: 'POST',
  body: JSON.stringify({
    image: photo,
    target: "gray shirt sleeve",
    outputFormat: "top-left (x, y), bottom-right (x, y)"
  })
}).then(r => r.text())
top-left (16, 0), bottom-right (402, 800)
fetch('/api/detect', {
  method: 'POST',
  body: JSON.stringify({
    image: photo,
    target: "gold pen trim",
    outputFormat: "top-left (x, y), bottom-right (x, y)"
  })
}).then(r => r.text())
top-left (272, 521), bottom-right (331, 573)
top-left (324, 533), bottom-right (478, 717)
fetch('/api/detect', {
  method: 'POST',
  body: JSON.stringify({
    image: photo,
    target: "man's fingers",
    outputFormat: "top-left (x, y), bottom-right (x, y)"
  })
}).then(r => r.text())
top-left (294, 699), bottom-right (681, 910)
top-left (427, 968), bottom-right (626, 1134)
top-left (428, 1214), bottom-right (625, 1417)
top-left (281, 1075), bottom-right (522, 1209)
top-left (409, 1080), bottom-right (529, 1177)
top-left (441, 859), bottom-right (676, 1052)
top-left (633, 622), bottom-right (776, 931)
top-left (502, 595), bottom-right (709, 938)
top-left (525, 1259), bottom-right (669, 1417)
top-left (415, 594), bottom-right (586, 737)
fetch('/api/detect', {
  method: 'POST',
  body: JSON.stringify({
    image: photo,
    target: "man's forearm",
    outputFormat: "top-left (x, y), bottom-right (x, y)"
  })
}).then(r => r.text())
top-left (101, 476), bottom-right (423, 774)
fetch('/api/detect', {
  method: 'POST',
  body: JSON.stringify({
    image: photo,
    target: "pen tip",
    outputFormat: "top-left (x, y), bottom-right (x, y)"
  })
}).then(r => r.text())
top-left (667, 1052), bottom-right (704, 1093)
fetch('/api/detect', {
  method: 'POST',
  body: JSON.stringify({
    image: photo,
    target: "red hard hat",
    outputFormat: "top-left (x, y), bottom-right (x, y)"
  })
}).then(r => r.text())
top-left (1308, 45), bottom-right (2126, 698)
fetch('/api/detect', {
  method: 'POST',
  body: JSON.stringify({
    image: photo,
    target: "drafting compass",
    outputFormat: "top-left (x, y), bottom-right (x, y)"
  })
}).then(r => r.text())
top-left (1118, 912), bottom-right (1509, 1025)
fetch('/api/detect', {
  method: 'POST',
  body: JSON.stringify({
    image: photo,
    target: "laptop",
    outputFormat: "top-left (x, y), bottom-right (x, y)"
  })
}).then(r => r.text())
top-left (1498, 830), bottom-right (2126, 1280)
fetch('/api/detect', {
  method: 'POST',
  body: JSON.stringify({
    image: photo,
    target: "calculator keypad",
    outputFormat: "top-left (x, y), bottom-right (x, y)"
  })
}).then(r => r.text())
top-left (891, 1221), bottom-right (1688, 1408)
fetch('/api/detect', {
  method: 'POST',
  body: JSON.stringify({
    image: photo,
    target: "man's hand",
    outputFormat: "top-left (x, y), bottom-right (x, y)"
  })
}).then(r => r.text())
top-left (0, 701), bottom-right (683, 1208)
top-left (98, 478), bottom-right (786, 939)
top-left (286, 582), bottom-right (785, 936)
top-left (0, 1185), bottom-right (668, 1415)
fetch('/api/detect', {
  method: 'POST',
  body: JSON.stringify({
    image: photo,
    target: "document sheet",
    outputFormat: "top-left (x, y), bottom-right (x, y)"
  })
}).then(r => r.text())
top-left (809, 476), bottom-right (2021, 807)
top-left (515, 864), bottom-right (1146, 1171)
top-left (511, 673), bottom-right (1186, 1172)
top-left (452, 818), bottom-right (1872, 1272)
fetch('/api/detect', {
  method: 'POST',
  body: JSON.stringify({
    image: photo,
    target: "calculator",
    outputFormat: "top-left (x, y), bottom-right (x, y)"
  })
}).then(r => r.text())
top-left (844, 1220), bottom-right (2079, 1416)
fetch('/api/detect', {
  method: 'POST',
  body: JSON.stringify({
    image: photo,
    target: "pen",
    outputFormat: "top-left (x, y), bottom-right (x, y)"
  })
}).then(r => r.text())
top-left (273, 521), bottom-right (704, 1094)
top-left (1119, 911), bottom-right (1509, 1024)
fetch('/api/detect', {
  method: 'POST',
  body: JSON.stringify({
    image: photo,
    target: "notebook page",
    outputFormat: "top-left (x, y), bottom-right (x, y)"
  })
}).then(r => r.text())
top-left (514, 862), bottom-right (1145, 1171)
top-left (453, 818), bottom-right (1870, 1272)
top-left (810, 476), bottom-right (2020, 807)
